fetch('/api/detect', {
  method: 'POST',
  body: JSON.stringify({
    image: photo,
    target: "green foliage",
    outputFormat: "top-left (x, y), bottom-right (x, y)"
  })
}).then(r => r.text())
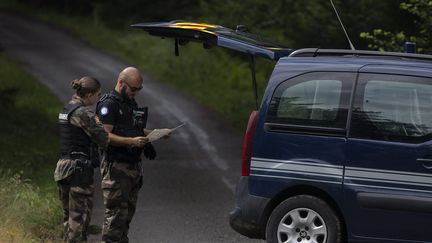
top-left (0, 53), bottom-right (62, 241)
top-left (361, 0), bottom-right (432, 53)
top-left (9, 0), bottom-right (411, 50)
top-left (360, 30), bottom-right (409, 52)
top-left (17, 0), bottom-right (203, 29)
top-left (0, 172), bottom-right (62, 242)
top-left (190, 0), bottom-right (410, 49)
top-left (0, 53), bottom-right (61, 186)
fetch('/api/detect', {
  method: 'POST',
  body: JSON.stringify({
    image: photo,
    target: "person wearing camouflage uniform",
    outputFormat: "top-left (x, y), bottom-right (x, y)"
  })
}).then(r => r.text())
top-left (97, 67), bottom-right (158, 243)
top-left (54, 76), bottom-right (109, 243)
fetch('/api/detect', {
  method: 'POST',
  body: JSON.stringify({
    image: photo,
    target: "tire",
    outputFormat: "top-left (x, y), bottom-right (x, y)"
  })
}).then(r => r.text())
top-left (265, 195), bottom-right (343, 243)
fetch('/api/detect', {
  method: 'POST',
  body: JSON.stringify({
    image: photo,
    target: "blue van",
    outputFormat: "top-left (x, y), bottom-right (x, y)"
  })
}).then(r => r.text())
top-left (230, 49), bottom-right (432, 243)
top-left (133, 22), bottom-right (432, 243)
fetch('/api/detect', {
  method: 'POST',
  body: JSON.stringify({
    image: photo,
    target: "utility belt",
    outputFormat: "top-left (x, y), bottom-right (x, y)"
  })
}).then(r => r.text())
top-left (61, 151), bottom-right (90, 160)
top-left (106, 151), bottom-right (141, 164)
top-left (61, 152), bottom-right (97, 169)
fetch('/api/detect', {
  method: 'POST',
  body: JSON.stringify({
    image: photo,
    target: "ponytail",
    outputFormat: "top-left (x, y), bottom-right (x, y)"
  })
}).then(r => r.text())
top-left (70, 76), bottom-right (101, 97)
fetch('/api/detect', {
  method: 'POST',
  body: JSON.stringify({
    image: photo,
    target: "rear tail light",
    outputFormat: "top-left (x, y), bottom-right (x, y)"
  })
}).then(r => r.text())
top-left (241, 110), bottom-right (258, 176)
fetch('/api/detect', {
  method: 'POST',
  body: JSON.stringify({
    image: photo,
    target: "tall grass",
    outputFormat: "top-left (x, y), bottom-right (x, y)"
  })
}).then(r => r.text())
top-left (0, 52), bottom-right (63, 241)
top-left (0, 172), bottom-right (62, 242)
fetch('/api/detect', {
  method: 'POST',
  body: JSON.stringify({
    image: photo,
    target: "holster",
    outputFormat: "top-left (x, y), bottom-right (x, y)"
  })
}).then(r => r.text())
top-left (71, 158), bottom-right (94, 187)
top-left (106, 152), bottom-right (141, 164)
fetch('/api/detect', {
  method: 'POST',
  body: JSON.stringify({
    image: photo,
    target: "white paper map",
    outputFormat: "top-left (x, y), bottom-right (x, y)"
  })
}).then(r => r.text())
top-left (146, 122), bottom-right (186, 142)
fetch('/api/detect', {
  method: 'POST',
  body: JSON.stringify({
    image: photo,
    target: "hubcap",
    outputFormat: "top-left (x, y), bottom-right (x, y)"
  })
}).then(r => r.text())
top-left (276, 208), bottom-right (327, 243)
top-left (299, 231), bottom-right (307, 238)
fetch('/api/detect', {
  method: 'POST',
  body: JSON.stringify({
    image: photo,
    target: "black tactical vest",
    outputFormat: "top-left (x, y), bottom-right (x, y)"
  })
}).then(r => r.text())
top-left (97, 91), bottom-right (148, 163)
top-left (58, 102), bottom-right (91, 156)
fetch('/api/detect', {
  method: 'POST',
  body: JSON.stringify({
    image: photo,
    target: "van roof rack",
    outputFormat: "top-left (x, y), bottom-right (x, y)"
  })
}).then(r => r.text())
top-left (289, 48), bottom-right (432, 62)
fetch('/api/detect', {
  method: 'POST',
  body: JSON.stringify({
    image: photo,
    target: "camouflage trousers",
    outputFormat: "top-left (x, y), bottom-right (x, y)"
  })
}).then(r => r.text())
top-left (57, 171), bottom-right (94, 243)
top-left (100, 159), bottom-right (143, 243)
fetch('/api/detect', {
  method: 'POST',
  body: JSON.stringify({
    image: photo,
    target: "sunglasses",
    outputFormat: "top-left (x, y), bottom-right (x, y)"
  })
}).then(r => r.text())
top-left (124, 81), bottom-right (143, 92)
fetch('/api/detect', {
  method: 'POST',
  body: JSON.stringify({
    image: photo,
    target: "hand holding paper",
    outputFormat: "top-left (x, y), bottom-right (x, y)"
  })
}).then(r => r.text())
top-left (146, 128), bottom-right (171, 142)
top-left (146, 122), bottom-right (186, 142)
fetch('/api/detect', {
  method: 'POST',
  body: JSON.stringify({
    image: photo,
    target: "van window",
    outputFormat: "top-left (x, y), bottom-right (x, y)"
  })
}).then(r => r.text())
top-left (350, 74), bottom-right (432, 143)
top-left (266, 72), bottom-right (354, 129)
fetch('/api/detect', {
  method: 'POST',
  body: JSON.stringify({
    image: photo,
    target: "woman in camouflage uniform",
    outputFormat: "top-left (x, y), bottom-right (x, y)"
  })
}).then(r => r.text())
top-left (54, 76), bottom-right (109, 242)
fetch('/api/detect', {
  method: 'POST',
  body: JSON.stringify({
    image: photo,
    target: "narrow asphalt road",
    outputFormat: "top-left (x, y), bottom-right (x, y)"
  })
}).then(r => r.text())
top-left (0, 12), bottom-right (263, 243)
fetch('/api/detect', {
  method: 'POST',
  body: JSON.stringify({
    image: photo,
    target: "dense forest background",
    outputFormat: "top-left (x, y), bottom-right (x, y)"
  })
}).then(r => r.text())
top-left (20, 0), bottom-right (430, 52)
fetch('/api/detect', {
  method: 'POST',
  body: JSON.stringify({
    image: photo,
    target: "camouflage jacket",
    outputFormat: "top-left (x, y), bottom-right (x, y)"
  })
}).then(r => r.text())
top-left (54, 95), bottom-right (109, 182)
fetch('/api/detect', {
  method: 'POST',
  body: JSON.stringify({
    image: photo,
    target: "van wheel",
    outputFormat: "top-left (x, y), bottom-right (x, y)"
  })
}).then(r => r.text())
top-left (265, 195), bottom-right (343, 243)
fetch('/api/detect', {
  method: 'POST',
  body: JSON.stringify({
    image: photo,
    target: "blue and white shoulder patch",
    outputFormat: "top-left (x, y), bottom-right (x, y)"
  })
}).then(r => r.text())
top-left (100, 106), bottom-right (109, 116)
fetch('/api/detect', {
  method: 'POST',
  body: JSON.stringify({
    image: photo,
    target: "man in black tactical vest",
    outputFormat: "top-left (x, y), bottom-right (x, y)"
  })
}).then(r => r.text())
top-left (96, 67), bottom-right (156, 243)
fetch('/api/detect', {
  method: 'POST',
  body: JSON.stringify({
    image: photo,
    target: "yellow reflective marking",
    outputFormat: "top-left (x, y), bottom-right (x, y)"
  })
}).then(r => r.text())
top-left (172, 26), bottom-right (207, 30)
top-left (168, 25), bottom-right (217, 35)
top-left (266, 47), bottom-right (287, 50)
top-left (200, 29), bottom-right (216, 35)
top-left (171, 22), bottom-right (220, 29)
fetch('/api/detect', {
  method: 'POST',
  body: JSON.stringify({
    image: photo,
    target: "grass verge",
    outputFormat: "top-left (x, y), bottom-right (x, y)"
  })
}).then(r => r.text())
top-left (0, 52), bottom-right (62, 242)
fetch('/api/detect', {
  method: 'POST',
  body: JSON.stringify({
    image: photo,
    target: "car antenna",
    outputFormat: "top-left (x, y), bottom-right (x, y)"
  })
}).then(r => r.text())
top-left (329, 0), bottom-right (355, 50)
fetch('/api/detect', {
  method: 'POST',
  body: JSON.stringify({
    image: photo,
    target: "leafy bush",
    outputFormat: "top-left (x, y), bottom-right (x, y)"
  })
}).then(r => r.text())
top-left (361, 0), bottom-right (432, 53)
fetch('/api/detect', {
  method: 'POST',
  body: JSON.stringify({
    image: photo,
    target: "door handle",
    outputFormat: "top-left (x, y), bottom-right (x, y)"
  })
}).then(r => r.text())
top-left (416, 158), bottom-right (432, 169)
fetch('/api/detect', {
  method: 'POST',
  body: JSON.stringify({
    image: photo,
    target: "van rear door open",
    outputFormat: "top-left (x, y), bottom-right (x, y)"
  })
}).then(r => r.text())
top-left (131, 21), bottom-right (292, 60)
top-left (132, 21), bottom-right (292, 108)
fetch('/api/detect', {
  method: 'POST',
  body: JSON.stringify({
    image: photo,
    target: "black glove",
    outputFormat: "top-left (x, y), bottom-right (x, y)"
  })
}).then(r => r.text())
top-left (143, 143), bottom-right (157, 160)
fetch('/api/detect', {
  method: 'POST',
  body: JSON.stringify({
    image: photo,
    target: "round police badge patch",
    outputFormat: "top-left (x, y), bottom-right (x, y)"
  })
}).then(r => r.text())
top-left (100, 107), bottom-right (109, 116)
